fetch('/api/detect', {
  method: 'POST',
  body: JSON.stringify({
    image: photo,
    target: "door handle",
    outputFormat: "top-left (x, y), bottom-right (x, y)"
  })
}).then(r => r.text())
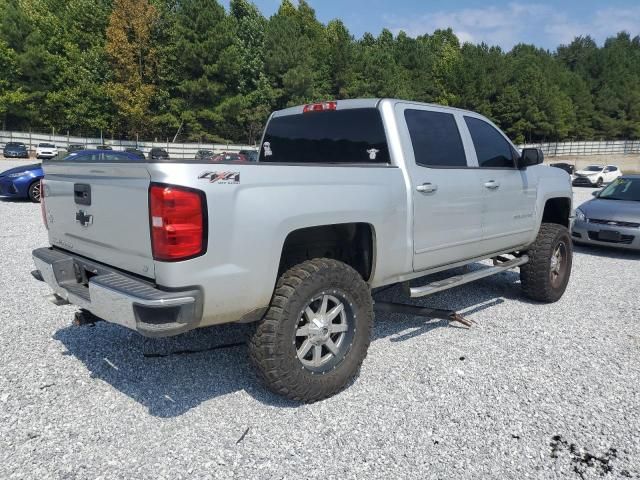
top-left (484, 180), bottom-right (500, 190)
top-left (416, 183), bottom-right (438, 193)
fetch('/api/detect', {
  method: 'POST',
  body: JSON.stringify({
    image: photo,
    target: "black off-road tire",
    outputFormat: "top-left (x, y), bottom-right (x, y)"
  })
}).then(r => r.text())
top-left (520, 223), bottom-right (573, 303)
top-left (28, 181), bottom-right (41, 203)
top-left (249, 258), bottom-right (373, 403)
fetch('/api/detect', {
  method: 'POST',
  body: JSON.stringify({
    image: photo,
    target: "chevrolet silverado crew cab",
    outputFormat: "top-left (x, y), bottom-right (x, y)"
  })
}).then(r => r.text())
top-left (33, 99), bottom-right (573, 402)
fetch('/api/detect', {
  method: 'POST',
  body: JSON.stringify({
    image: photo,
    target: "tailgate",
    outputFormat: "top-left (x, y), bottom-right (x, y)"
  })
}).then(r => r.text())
top-left (43, 162), bottom-right (155, 278)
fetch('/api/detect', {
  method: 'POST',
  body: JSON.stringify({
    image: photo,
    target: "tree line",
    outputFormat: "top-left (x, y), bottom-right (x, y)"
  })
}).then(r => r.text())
top-left (1, 0), bottom-right (639, 144)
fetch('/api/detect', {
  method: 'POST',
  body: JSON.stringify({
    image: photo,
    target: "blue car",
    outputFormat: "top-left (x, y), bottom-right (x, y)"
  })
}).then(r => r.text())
top-left (0, 163), bottom-right (43, 202)
top-left (0, 149), bottom-right (143, 202)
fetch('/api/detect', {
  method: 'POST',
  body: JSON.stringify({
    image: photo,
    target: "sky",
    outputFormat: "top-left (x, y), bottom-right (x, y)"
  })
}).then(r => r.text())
top-left (222, 0), bottom-right (640, 51)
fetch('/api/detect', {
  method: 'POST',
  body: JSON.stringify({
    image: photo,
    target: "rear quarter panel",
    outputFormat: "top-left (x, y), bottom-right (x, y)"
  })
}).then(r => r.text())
top-left (147, 163), bottom-right (408, 326)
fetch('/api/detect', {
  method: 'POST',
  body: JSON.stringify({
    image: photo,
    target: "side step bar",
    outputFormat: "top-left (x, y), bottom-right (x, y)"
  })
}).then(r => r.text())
top-left (410, 255), bottom-right (529, 298)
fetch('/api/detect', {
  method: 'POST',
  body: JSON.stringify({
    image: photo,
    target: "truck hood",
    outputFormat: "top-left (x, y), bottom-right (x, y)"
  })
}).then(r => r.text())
top-left (580, 198), bottom-right (640, 223)
top-left (575, 170), bottom-right (604, 177)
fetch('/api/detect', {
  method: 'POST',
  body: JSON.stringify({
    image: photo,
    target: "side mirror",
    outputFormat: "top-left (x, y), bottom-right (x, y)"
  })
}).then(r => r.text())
top-left (518, 148), bottom-right (544, 169)
top-left (592, 190), bottom-right (601, 197)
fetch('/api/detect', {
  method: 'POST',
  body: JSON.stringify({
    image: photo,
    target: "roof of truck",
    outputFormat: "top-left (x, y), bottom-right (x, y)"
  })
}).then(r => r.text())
top-left (272, 98), bottom-right (476, 118)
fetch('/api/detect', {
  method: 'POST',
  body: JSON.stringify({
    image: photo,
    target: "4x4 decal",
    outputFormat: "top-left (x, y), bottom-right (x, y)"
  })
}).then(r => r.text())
top-left (198, 171), bottom-right (240, 184)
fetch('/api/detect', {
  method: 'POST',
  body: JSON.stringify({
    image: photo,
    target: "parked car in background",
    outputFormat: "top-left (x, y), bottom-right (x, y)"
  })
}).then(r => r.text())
top-left (195, 149), bottom-right (214, 161)
top-left (550, 162), bottom-right (575, 175)
top-left (573, 164), bottom-right (622, 187)
top-left (94, 144), bottom-right (113, 150)
top-left (149, 147), bottom-right (170, 161)
top-left (573, 175), bottom-right (640, 250)
top-left (3, 142), bottom-right (29, 158)
top-left (125, 147), bottom-right (146, 160)
top-left (211, 152), bottom-right (247, 162)
top-left (59, 149), bottom-right (144, 163)
top-left (35, 143), bottom-right (58, 160)
top-left (67, 144), bottom-right (85, 153)
top-left (239, 149), bottom-right (258, 162)
top-left (0, 163), bottom-right (43, 202)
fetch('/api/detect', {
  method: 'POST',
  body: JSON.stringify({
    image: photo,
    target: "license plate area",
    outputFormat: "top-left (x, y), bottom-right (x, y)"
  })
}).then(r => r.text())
top-left (598, 230), bottom-right (621, 242)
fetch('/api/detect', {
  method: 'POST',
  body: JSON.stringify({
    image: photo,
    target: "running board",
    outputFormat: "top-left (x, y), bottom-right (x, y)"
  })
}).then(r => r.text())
top-left (410, 255), bottom-right (529, 298)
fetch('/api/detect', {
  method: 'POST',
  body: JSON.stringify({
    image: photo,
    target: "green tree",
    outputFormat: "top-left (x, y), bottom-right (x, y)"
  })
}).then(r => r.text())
top-left (105, 0), bottom-right (159, 137)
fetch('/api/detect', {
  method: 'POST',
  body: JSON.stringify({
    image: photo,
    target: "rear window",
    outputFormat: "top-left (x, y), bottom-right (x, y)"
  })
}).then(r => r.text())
top-left (405, 109), bottom-right (467, 168)
top-left (259, 108), bottom-right (390, 164)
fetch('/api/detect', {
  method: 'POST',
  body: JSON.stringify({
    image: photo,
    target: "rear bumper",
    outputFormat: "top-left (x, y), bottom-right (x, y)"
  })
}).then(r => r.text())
top-left (32, 247), bottom-right (203, 337)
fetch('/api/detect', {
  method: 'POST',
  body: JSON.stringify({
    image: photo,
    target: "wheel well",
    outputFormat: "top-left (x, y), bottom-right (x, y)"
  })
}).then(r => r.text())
top-left (542, 197), bottom-right (571, 228)
top-left (279, 223), bottom-right (374, 281)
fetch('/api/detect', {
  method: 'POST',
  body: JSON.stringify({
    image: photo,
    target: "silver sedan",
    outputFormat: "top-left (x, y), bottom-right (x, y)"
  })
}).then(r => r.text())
top-left (572, 175), bottom-right (640, 250)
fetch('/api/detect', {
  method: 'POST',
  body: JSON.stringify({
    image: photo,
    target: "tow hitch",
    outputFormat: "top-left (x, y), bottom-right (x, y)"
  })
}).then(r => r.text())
top-left (373, 301), bottom-right (475, 328)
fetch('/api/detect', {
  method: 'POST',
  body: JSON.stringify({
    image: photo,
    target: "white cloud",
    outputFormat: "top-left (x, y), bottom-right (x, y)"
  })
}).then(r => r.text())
top-left (386, 3), bottom-right (640, 50)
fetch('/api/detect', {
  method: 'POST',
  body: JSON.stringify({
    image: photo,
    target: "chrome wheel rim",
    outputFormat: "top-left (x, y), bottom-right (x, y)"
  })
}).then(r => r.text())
top-left (550, 242), bottom-right (567, 288)
top-left (295, 292), bottom-right (354, 374)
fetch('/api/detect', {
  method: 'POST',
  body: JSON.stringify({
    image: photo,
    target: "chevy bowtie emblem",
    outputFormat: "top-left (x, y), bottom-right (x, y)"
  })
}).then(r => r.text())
top-left (76, 210), bottom-right (93, 227)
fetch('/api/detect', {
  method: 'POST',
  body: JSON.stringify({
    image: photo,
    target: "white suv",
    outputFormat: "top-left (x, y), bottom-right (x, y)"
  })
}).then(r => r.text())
top-left (35, 143), bottom-right (58, 160)
top-left (573, 164), bottom-right (622, 187)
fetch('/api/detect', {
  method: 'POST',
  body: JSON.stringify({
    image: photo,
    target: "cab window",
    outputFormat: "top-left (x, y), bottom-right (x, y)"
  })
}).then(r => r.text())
top-left (464, 116), bottom-right (515, 168)
top-left (405, 109), bottom-right (467, 168)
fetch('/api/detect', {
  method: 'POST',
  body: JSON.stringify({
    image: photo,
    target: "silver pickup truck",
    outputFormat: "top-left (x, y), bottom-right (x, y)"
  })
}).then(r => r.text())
top-left (33, 99), bottom-right (573, 402)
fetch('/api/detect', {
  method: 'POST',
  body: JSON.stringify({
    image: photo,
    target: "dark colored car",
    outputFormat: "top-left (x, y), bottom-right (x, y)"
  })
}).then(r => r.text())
top-left (61, 149), bottom-right (143, 163)
top-left (94, 144), bottom-right (113, 150)
top-left (3, 142), bottom-right (29, 158)
top-left (195, 149), bottom-right (215, 161)
top-left (572, 175), bottom-right (640, 250)
top-left (125, 147), bottom-right (146, 160)
top-left (149, 147), bottom-right (170, 161)
top-left (239, 149), bottom-right (258, 162)
top-left (0, 163), bottom-right (43, 202)
top-left (550, 162), bottom-right (575, 175)
top-left (211, 152), bottom-right (247, 163)
top-left (67, 144), bottom-right (85, 153)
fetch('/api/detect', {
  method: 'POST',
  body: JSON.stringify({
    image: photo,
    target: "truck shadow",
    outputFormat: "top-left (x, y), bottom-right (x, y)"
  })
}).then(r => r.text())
top-left (53, 263), bottom-right (523, 417)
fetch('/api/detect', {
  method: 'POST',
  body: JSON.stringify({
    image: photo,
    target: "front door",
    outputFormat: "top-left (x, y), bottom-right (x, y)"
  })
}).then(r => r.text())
top-left (396, 104), bottom-right (486, 272)
top-left (462, 115), bottom-right (537, 252)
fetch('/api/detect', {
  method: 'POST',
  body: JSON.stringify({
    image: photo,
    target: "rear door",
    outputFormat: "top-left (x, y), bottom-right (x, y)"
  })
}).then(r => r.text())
top-left (462, 115), bottom-right (537, 252)
top-left (43, 152), bottom-right (155, 278)
top-left (395, 103), bottom-right (485, 271)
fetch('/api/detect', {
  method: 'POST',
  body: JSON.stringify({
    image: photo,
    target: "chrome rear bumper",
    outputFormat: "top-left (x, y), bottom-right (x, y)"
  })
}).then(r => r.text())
top-left (32, 247), bottom-right (202, 337)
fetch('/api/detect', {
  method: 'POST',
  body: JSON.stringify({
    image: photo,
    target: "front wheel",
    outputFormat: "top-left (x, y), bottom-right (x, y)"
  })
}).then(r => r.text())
top-left (28, 181), bottom-right (41, 203)
top-left (249, 258), bottom-right (373, 402)
top-left (520, 223), bottom-right (573, 303)
top-left (596, 177), bottom-right (603, 187)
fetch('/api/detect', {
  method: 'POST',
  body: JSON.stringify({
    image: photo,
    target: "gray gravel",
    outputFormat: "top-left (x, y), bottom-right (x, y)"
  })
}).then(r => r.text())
top-left (1, 160), bottom-right (639, 479)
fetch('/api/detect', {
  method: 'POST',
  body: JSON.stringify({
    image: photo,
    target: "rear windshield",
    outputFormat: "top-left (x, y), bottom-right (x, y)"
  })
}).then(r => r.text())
top-left (259, 108), bottom-right (390, 164)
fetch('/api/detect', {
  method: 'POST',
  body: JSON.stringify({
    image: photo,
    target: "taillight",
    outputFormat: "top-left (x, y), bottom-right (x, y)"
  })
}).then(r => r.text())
top-left (303, 101), bottom-right (337, 113)
top-left (149, 184), bottom-right (206, 261)
top-left (40, 179), bottom-right (48, 230)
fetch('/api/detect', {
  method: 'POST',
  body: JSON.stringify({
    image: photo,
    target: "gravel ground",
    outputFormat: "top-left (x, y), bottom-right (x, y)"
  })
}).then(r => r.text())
top-left (1, 160), bottom-right (639, 479)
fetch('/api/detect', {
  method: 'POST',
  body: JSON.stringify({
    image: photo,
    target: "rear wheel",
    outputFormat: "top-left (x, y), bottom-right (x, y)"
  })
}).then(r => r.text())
top-left (28, 181), bottom-right (41, 203)
top-left (520, 223), bottom-right (572, 303)
top-left (249, 258), bottom-right (373, 402)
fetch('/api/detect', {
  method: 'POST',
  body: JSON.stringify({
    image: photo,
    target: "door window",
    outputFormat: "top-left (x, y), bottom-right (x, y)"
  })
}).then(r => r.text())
top-left (464, 116), bottom-right (515, 168)
top-left (405, 109), bottom-right (467, 168)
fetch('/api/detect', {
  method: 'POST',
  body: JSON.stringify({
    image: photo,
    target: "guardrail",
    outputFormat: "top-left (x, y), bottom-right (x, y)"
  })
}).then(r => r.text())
top-left (2, 130), bottom-right (640, 159)
top-left (519, 140), bottom-right (640, 156)
top-left (0, 130), bottom-right (255, 159)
